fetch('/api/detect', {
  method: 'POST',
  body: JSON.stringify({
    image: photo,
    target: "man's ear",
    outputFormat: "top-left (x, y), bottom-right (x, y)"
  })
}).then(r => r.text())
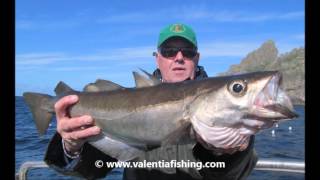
top-left (194, 52), bottom-right (200, 65)
top-left (155, 53), bottom-right (160, 68)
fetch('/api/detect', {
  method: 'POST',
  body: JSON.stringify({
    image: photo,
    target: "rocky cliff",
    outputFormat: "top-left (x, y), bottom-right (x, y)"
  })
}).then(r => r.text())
top-left (219, 40), bottom-right (305, 105)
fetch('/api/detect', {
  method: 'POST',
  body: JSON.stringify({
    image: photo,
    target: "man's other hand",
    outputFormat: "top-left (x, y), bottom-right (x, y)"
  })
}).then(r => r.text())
top-left (55, 95), bottom-right (101, 155)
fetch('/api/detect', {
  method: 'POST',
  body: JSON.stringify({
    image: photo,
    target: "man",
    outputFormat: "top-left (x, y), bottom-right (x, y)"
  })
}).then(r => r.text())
top-left (45, 23), bottom-right (259, 179)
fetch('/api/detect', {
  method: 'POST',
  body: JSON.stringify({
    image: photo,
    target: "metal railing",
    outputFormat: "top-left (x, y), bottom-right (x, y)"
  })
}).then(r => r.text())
top-left (255, 158), bottom-right (305, 173)
top-left (16, 159), bottom-right (305, 180)
top-left (16, 161), bottom-right (49, 180)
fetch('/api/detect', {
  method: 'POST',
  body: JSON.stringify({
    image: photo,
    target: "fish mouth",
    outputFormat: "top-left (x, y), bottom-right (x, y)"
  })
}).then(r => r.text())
top-left (264, 104), bottom-right (298, 119)
top-left (251, 72), bottom-right (298, 120)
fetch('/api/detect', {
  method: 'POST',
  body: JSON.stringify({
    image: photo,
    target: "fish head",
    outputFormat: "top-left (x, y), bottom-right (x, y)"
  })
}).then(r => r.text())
top-left (190, 71), bottom-right (299, 152)
top-left (191, 71), bottom-right (298, 128)
top-left (232, 71), bottom-right (298, 121)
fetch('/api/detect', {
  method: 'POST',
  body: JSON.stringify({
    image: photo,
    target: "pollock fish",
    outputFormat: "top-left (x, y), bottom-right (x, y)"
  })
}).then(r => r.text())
top-left (23, 70), bottom-right (298, 161)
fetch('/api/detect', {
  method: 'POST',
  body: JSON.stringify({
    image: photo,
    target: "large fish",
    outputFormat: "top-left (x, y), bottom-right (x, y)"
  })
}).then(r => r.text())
top-left (23, 71), bottom-right (298, 161)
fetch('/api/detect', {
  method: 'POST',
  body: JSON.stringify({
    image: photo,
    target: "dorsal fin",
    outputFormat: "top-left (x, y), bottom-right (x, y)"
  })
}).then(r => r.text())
top-left (83, 79), bottom-right (124, 92)
top-left (133, 69), bottom-right (161, 88)
top-left (139, 68), bottom-right (161, 85)
top-left (133, 71), bottom-right (151, 88)
top-left (55, 81), bottom-right (75, 95)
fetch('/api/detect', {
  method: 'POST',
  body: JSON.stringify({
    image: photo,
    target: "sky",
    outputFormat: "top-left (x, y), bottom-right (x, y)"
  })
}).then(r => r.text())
top-left (16, 0), bottom-right (305, 96)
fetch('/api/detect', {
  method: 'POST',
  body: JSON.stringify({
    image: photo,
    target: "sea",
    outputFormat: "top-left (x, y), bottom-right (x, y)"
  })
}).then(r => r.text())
top-left (15, 96), bottom-right (305, 180)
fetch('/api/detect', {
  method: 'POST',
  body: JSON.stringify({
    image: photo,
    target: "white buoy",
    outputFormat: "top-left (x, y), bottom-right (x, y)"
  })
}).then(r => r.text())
top-left (288, 126), bottom-right (292, 131)
top-left (271, 130), bottom-right (276, 137)
top-left (275, 123), bottom-right (279, 128)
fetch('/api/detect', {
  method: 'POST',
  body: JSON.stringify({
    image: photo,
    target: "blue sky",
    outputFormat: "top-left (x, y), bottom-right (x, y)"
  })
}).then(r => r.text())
top-left (16, 0), bottom-right (305, 96)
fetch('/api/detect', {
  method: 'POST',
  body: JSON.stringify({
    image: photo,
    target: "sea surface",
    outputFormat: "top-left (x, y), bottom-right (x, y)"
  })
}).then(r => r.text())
top-left (15, 96), bottom-right (305, 180)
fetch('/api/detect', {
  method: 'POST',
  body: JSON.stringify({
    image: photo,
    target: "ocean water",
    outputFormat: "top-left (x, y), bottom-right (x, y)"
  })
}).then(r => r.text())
top-left (15, 96), bottom-right (304, 180)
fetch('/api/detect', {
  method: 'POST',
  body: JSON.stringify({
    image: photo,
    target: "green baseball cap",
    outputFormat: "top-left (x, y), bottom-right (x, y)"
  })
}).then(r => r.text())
top-left (157, 23), bottom-right (197, 48)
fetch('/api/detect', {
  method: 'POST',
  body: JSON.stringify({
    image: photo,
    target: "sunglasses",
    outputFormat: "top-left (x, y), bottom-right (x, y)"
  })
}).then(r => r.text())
top-left (158, 47), bottom-right (198, 59)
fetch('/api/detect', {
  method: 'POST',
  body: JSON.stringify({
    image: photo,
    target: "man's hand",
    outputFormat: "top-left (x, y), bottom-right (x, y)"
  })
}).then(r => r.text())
top-left (55, 95), bottom-right (101, 155)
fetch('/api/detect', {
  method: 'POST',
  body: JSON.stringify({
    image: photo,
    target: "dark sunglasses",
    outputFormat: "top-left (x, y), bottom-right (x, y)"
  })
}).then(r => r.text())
top-left (158, 47), bottom-right (198, 59)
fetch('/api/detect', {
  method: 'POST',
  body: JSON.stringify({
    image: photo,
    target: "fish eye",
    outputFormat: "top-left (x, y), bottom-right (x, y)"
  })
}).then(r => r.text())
top-left (228, 80), bottom-right (247, 96)
top-left (233, 83), bottom-right (243, 93)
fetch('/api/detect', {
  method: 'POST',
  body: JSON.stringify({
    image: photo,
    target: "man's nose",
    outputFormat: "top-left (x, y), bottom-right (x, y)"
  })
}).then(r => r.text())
top-left (174, 51), bottom-right (184, 63)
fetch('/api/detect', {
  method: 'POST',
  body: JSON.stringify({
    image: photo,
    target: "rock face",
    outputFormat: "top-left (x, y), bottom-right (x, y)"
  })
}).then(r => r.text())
top-left (219, 40), bottom-right (305, 105)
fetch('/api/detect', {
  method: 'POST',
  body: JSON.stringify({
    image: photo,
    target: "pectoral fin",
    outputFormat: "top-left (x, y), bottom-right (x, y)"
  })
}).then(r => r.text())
top-left (161, 120), bottom-right (193, 146)
top-left (88, 133), bottom-right (145, 162)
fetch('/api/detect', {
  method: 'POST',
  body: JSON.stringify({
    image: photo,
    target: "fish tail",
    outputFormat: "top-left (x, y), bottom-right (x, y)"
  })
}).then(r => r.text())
top-left (23, 92), bottom-right (54, 135)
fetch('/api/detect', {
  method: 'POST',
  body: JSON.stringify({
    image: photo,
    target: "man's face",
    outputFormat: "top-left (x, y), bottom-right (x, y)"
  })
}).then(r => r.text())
top-left (156, 37), bottom-right (200, 83)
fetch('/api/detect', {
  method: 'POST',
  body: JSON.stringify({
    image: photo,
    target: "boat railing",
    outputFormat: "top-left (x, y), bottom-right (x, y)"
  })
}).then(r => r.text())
top-left (16, 159), bottom-right (305, 180)
top-left (254, 158), bottom-right (304, 173)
